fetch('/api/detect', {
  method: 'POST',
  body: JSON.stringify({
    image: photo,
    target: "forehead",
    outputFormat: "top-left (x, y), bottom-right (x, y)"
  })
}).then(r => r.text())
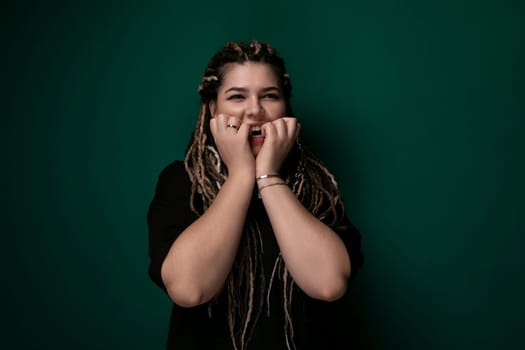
top-left (219, 62), bottom-right (279, 89)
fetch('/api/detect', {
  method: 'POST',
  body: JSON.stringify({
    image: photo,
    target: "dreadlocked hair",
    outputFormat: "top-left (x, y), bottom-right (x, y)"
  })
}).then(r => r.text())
top-left (184, 40), bottom-right (346, 350)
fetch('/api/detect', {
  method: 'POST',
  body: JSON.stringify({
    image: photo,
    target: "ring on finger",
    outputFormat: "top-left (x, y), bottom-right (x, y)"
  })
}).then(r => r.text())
top-left (227, 124), bottom-right (238, 129)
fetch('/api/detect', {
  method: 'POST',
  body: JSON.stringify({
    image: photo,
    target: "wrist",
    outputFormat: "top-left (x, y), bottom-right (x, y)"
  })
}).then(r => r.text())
top-left (256, 172), bottom-right (282, 188)
top-left (257, 179), bottom-right (288, 198)
top-left (257, 176), bottom-right (284, 187)
top-left (227, 167), bottom-right (256, 186)
top-left (255, 172), bottom-right (280, 181)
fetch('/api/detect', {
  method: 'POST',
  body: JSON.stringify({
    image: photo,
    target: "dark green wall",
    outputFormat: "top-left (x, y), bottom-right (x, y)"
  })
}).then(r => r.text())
top-left (4, 0), bottom-right (524, 349)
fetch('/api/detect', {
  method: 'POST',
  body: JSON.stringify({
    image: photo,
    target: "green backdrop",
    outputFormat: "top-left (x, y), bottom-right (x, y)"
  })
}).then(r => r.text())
top-left (4, 0), bottom-right (524, 349)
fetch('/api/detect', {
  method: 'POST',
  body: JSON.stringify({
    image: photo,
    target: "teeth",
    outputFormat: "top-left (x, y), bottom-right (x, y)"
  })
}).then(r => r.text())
top-left (251, 126), bottom-right (262, 136)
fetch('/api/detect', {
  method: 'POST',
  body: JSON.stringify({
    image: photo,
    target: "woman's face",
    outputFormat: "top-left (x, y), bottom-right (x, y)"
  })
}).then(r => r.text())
top-left (209, 62), bottom-right (287, 156)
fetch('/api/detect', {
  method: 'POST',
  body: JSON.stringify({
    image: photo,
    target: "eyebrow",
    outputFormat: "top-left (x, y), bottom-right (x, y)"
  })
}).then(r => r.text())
top-left (224, 86), bottom-right (281, 93)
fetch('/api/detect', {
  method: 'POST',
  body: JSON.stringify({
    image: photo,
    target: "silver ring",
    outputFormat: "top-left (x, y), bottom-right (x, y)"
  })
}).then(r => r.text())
top-left (227, 124), bottom-right (238, 129)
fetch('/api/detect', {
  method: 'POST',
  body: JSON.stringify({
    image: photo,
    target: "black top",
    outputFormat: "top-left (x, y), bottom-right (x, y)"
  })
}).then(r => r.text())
top-left (147, 160), bottom-right (364, 349)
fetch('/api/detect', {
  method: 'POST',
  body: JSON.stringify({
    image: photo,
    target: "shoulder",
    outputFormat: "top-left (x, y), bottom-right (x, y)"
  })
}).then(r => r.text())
top-left (159, 159), bottom-right (186, 179)
top-left (153, 160), bottom-right (191, 202)
top-left (158, 160), bottom-right (189, 185)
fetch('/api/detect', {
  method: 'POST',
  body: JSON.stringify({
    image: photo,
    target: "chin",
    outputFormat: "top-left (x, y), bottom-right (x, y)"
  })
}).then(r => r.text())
top-left (251, 145), bottom-right (261, 156)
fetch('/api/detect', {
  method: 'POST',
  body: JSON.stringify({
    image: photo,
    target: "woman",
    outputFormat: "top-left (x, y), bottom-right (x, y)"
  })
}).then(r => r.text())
top-left (148, 40), bottom-right (363, 350)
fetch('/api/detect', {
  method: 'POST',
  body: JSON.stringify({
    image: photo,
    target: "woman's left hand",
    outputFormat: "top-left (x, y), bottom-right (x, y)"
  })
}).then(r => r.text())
top-left (255, 117), bottom-right (300, 176)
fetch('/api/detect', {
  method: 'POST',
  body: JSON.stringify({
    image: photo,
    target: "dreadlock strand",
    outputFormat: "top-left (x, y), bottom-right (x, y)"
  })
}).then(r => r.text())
top-left (250, 40), bottom-right (262, 55)
top-left (282, 267), bottom-right (296, 350)
top-left (239, 245), bottom-right (255, 350)
top-left (246, 237), bottom-right (266, 346)
top-left (266, 253), bottom-right (281, 317)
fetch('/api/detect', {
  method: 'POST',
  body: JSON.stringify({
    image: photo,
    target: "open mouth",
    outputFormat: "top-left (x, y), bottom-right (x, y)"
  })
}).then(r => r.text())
top-left (251, 126), bottom-right (262, 137)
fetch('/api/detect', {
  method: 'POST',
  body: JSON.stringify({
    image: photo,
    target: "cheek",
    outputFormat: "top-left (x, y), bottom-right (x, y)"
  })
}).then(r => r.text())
top-left (267, 103), bottom-right (287, 119)
top-left (216, 102), bottom-right (244, 115)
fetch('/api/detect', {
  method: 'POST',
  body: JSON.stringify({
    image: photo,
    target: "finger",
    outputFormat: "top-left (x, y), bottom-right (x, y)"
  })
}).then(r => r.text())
top-left (272, 118), bottom-right (287, 138)
top-left (237, 120), bottom-right (250, 139)
top-left (280, 117), bottom-right (298, 139)
top-left (226, 116), bottom-right (240, 131)
top-left (286, 118), bottom-right (298, 139)
top-left (210, 118), bottom-right (217, 137)
top-left (215, 114), bottom-right (226, 131)
top-left (295, 122), bottom-right (301, 139)
top-left (262, 122), bottom-right (276, 140)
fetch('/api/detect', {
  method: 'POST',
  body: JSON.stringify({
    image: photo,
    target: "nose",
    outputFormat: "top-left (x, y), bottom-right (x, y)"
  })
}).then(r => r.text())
top-left (245, 97), bottom-right (264, 120)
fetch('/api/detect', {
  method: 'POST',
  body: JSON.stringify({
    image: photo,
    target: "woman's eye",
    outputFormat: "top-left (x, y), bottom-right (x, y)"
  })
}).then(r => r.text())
top-left (227, 94), bottom-right (245, 100)
top-left (262, 93), bottom-right (280, 100)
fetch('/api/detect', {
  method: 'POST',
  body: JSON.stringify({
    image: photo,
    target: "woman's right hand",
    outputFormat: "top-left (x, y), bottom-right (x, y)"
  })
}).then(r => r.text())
top-left (210, 114), bottom-right (255, 177)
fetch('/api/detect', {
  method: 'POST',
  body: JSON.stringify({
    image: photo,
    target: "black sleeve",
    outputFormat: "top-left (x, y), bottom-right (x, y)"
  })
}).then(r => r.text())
top-left (301, 215), bottom-right (364, 350)
top-left (334, 215), bottom-right (364, 279)
top-left (147, 160), bottom-right (198, 291)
